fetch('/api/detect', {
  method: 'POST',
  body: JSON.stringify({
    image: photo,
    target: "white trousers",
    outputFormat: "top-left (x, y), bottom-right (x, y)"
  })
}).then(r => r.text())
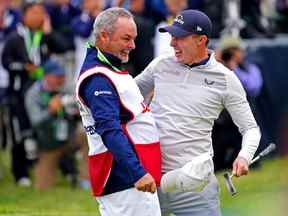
top-left (96, 188), bottom-right (161, 216)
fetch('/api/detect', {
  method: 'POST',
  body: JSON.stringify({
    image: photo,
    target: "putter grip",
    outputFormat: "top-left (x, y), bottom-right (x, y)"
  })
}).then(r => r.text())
top-left (258, 143), bottom-right (276, 158)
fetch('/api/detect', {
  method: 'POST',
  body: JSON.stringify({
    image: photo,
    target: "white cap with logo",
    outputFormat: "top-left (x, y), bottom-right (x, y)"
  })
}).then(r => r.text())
top-left (160, 153), bottom-right (214, 193)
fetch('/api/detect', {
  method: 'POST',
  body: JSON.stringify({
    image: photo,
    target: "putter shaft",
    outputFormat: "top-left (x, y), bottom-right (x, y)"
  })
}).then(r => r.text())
top-left (224, 143), bottom-right (276, 196)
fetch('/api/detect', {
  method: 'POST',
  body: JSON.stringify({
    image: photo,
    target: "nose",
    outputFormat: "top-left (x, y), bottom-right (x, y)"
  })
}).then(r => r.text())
top-left (170, 36), bottom-right (177, 47)
top-left (129, 39), bottom-right (135, 50)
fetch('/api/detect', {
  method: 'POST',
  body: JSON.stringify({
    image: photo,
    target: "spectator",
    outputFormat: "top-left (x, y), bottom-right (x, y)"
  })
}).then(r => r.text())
top-left (144, 0), bottom-right (167, 24)
top-left (276, 0), bottom-right (288, 33)
top-left (71, 0), bottom-right (104, 39)
top-left (25, 59), bottom-right (71, 190)
top-left (0, 0), bottom-right (20, 99)
top-left (240, 0), bottom-right (274, 38)
top-left (25, 58), bottom-right (88, 190)
top-left (1, 1), bottom-right (69, 186)
top-left (0, 0), bottom-right (20, 151)
top-left (71, 0), bottom-right (105, 77)
top-left (219, 35), bottom-right (263, 98)
top-left (200, 0), bottom-right (224, 38)
top-left (127, 0), bottom-right (155, 76)
top-left (107, 0), bottom-right (130, 8)
top-left (45, 0), bottom-right (81, 51)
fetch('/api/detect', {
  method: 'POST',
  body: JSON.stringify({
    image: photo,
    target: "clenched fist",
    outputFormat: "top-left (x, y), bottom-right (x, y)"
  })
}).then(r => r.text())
top-left (134, 173), bottom-right (156, 193)
top-left (232, 156), bottom-right (249, 177)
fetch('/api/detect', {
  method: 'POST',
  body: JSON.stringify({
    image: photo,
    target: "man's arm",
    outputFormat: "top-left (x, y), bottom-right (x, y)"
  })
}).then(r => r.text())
top-left (2, 34), bottom-right (31, 73)
top-left (80, 75), bottom-right (156, 193)
top-left (41, 14), bottom-right (71, 53)
top-left (135, 59), bottom-right (156, 99)
top-left (71, 14), bottom-right (94, 38)
top-left (25, 84), bottom-right (50, 126)
top-left (224, 72), bottom-right (261, 177)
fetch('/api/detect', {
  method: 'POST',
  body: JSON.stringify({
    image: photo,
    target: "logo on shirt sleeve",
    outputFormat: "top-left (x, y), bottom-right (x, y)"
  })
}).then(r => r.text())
top-left (94, 90), bottom-right (112, 96)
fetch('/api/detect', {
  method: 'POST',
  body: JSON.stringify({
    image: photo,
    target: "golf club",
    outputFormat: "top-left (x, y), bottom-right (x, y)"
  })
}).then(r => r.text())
top-left (223, 143), bottom-right (276, 196)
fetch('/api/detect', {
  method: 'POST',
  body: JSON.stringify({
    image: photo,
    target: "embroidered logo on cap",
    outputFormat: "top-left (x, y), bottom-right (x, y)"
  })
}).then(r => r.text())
top-left (174, 15), bottom-right (184, 25)
top-left (197, 26), bottom-right (202, 32)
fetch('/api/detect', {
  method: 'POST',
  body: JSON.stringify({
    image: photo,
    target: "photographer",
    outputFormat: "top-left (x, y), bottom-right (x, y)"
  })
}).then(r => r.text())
top-left (1, 1), bottom-right (69, 186)
top-left (25, 59), bottom-right (76, 190)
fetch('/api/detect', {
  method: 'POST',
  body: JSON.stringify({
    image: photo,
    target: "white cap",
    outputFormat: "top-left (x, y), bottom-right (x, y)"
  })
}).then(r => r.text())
top-left (160, 154), bottom-right (213, 193)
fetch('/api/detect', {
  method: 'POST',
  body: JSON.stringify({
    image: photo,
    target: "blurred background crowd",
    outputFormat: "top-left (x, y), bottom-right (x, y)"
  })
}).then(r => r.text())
top-left (0, 0), bottom-right (288, 191)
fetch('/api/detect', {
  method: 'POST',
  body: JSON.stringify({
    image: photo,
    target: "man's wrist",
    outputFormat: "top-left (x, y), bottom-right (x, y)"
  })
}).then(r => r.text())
top-left (238, 150), bottom-right (252, 165)
top-left (236, 154), bottom-right (250, 165)
top-left (131, 168), bottom-right (147, 183)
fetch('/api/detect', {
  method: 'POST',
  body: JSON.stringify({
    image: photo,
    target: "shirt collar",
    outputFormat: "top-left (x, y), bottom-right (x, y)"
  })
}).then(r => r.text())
top-left (86, 43), bottom-right (123, 71)
top-left (186, 54), bottom-right (211, 68)
top-left (98, 49), bottom-right (123, 71)
top-left (183, 50), bottom-right (217, 70)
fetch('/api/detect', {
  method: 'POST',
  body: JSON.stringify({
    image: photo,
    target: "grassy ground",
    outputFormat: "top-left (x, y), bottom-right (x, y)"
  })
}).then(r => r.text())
top-left (0, 149), bottom-right (287, 216)
top-left (220, 157), bottom-right (288, 216)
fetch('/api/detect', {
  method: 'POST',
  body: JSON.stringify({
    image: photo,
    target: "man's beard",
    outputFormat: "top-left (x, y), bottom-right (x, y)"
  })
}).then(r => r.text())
top-left (117, 53), bottom-right (129, 63)
top-left (119, 49), bottom-right (131, 63)
top-left (121, 57), bottom-right (129, 63)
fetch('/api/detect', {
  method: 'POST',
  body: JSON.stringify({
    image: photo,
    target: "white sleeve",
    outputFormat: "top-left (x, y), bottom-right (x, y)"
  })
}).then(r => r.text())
top-left (154, 24), bottom-right (174, 58)
top-left (238, 127), bottom-right (261, 163)
top-left (223, 72), bottom-right (261, 163)
top-left (25, 85), bottom-right (50, 126)
top-left (135, 59), bottom-right (156, 98)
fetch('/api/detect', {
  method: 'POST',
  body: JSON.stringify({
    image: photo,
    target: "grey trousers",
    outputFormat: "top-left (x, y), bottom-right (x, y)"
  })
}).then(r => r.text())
top-left (158, 174), bottom-right (222, 216)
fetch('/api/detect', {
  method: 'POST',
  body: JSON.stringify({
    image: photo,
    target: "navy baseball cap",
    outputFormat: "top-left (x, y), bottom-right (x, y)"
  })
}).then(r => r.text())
top-left (43, 59), bottom-right (65, 76)
top-left (159, 10), bottom-right (212, 37)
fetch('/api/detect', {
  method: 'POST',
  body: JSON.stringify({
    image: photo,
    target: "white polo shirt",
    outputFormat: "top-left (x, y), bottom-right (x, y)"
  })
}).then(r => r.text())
top-left (135, 51), bottom-right (260, 173)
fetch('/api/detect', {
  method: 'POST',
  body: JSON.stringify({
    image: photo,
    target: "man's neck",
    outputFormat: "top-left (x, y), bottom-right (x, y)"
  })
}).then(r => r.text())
top-left (94, 45), bottom-right (123, 71)
top-left (187, 48), bottom-right (209, 65)
top-left (186, 51), bottom-right (210, 68)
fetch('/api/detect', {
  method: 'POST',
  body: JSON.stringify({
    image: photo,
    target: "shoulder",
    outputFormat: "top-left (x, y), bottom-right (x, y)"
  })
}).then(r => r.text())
top-left (204, 55), bottom-right (244, 92)
top-left (79, 58), bottom-right (100, 76)
top-left (5, 31), bottom-right (22, 43)
top-left (210, 60), bottom-right (240, 82)
top-left (82, 74), bottom-right (113, 86)
top-left (26, 82), bottom-right (41, 98)
top-left (9, 8), bottom-right (21, 19)
top-left (147, 54), bottom-right (177, 70)
top-left (79, 73), bottom-right (116, 96)
top-left (213, 63), bottom-right (246, 94)
top-left (220, 64), bottom-right (242, 85)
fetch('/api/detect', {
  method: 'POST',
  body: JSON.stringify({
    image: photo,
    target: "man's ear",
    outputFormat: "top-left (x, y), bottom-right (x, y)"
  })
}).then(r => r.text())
top-left (198, 35), bottom-right (208, 46)
top-left (99, 31), bottom-right (110, 45)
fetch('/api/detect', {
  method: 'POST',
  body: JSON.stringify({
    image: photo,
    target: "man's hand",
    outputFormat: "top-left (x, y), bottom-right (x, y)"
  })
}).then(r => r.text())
top-left (25, 63), bottom-right (38, 73)
top-left (232, 156), bottom-right (249, 177)
top-left (42, 14), bottom-right (52, 34)
top-left (48, 95), bottom-right (63, 114)
top-left (134, 173), bottom-right (156, 194)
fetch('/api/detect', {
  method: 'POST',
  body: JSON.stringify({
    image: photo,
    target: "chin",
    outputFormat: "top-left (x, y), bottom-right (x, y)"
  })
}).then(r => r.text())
top-left (176, 57), bottom-right (184, 64)
top-left (121, 57), bottom-right (129, 63)
top-left (116, 53), bottom-right (129, 63)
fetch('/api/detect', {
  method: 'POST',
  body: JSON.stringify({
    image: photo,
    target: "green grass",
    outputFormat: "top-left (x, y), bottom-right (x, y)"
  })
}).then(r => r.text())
top-left (0, 150), bottom-right (98, 216)
top-left (0, 149), bottom-right (287, 216)
top-left (219, 156), bottom-right (288, 216)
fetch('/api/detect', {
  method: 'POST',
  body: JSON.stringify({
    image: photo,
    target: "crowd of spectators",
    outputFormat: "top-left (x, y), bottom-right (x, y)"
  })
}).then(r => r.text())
top-left (0, 0), bottom-right (287, 189)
